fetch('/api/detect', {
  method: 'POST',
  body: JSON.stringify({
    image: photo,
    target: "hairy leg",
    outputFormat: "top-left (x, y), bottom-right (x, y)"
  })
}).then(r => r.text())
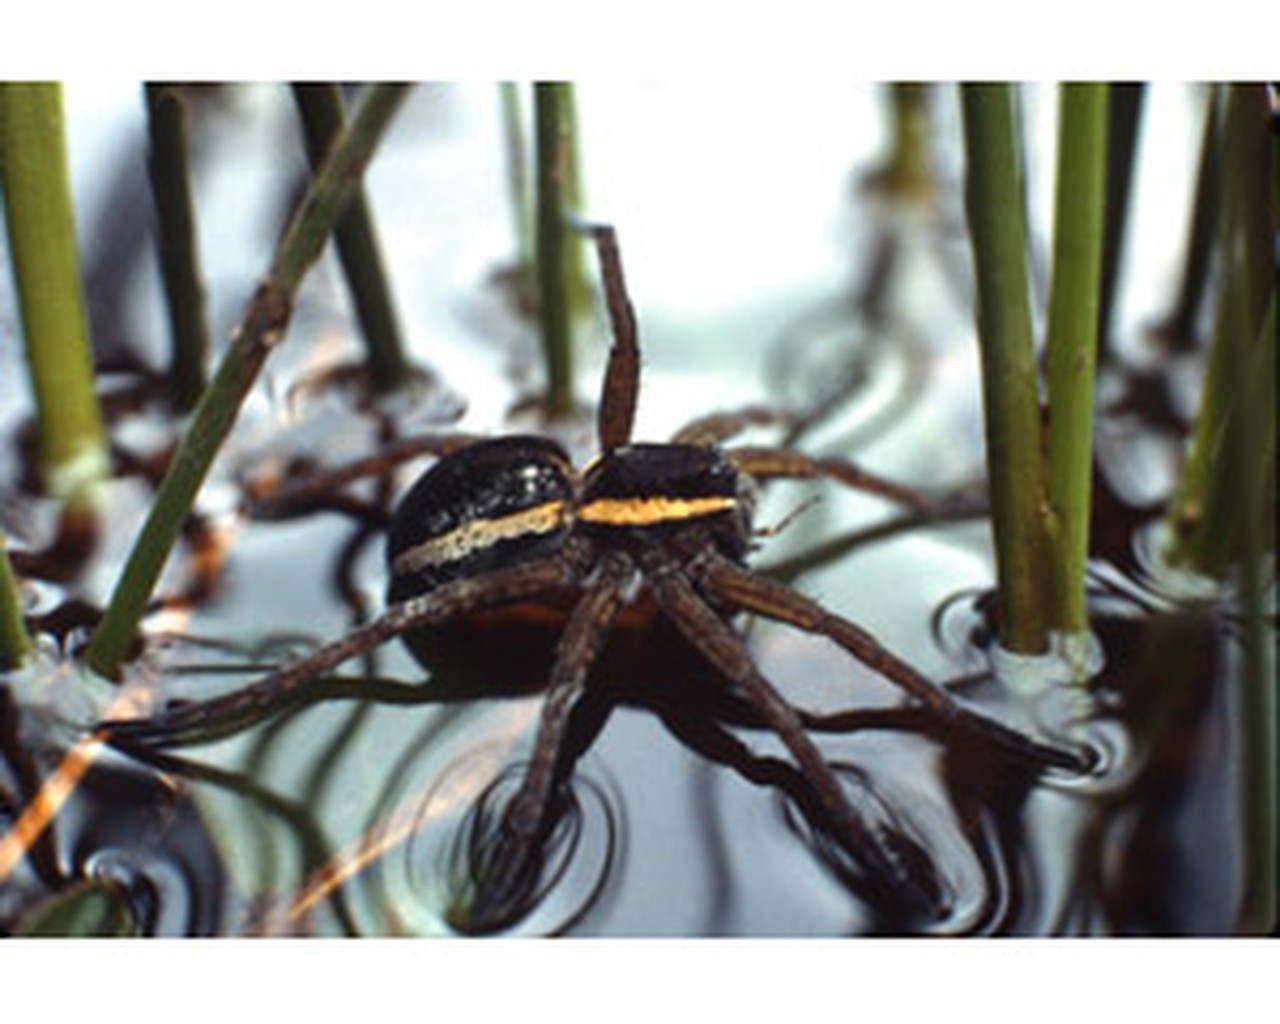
top-left (462, 555), bottom-right (630, 931)
top-left (695, 552), bottom-right (1091, 774)
top-left (99, 558), bottom-right (575, 749)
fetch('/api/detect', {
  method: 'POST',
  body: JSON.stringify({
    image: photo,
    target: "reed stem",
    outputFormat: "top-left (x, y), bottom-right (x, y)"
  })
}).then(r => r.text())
top-left (1044, 83), bottom-right (1109, 637)
top-left (0, 530), bottom-right (32, 670)
top-left (500, 83), bottom-right (534, 282)
top-left (0, 83), bottom-right (107, 504)
top-left (959, 83), bottom-right (1053, 654)
top-left (1236, 295), bottom-right (1276, 934)
top-left (145, 83), bottom-right (211, 412)
top-left (1152, 87), bottom-right (1223, 352)
top-left (85, 83), bottom-right (412, 679)
top-left (1096, 83), bottom-right (1143, 358)
top-left (871, 83), bottom-right (933, 203)
top-left (291, 83), bottom-right (412, 394)
top-left (534, 82), bottom-right (577, 417)
top-left (1164, 85), bottom-right (1274, 576)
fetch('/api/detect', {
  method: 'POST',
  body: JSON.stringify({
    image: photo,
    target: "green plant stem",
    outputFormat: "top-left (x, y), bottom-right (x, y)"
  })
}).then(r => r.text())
top-left (534, 82), bottom-right (576, 417)
top-left (0, 530), bottom-right (32, 670)
top-left (1157, 84), bottom-right (1276, 930)
top-left (85, 83), bottom-right (412, 679)
top-left (499, 83), bottom-right (534, 282)
top-left (0, 83), bottom-right (107, 504)
top-left (291, 83), bottom-right (412, 394)
top-left (145, 83), bottom-right (211, 412)
top-left (1153, 87), bottom-right (1223, 352)
top-left (1096, 83), bottom-right (1142, 358)
top-left (1044, 83), bottom-right (1109, 637)
top-left (959, 83), bottom-right (1052, 655)
top-left (1236, 295), bottom-right (1276, 934)
top-left (871, 82), bottom-right (933, 203)
top-left (1164, 85), bottom-right (1274, 575)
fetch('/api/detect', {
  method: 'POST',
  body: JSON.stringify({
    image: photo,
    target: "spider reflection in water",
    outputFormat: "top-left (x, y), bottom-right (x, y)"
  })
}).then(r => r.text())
top-left (103, 225), bottom-right (1090, 933)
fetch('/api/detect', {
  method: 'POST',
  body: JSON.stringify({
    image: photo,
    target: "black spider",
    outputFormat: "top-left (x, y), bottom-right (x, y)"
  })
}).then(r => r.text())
top-left (102, 225), bottom-right (1089, 933)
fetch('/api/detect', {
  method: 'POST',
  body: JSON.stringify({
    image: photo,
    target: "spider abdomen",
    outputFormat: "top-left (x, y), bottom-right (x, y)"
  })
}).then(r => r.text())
top-left (386, 436), bottom-right (576, 603)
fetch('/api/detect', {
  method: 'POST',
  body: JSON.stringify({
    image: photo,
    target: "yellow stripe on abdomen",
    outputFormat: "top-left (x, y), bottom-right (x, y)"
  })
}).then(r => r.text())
top-left (578, 495), bottom-right (736, 526)
top-left (392, 499), bottom-right (570, 576)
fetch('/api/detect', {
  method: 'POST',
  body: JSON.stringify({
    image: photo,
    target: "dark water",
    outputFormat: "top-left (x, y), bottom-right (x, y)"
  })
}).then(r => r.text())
top-left (0, 83), bottom-right (1270, 937)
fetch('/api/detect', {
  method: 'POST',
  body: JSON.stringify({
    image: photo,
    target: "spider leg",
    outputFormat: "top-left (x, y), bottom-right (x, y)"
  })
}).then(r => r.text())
top-left (670, 407), bottom-right (792, 447)
top-left (728, 446), bottom-right (984, 516)
top-left (696, 552), bottom-right (1091, 773)
top-left (99, 558), bottom-right (575, 749)
top-left (248, 432), bottom-right (483, 520)
top-left (657, 703), bottom-right (946, 919)
top-left (647, 568), bottom-right (894, 874)
top-left (577, 222), bottom-right (640, 451)
top-left (462, 554), bottom-right (629, 931)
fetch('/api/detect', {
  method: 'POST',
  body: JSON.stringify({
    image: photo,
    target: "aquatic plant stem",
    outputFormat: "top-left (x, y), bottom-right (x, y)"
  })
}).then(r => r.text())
top-left (534, 82), bottom-right (577, 417)
top-left (1151, 87), bottom-right (1222, 352)
top-left (291, 83), bottom-right (413, 394)
top-left (1164, 85), bottom-right (1274, 576)
top-left (1096, 83), bottom-right (1143, 357)
top-left (1236, 296), bottom-right (1276, 934)
top-left (959, 84), bottom-right (1052, 654)
top-left (1158, 84), bottom-right (1276, 929)
top-left (0, 530), bottom-right (32, 670)
top-left (145, 84), bottom-right (211, 412)
top-left (1044, 83), bottom-right (1108, 638)
top-left (0, 83), bottom-right (108, 505)
top-left (871, 83), bottom-right (934, 203)
top-left (84, 83), bottom-right (412, 679)
top-left (500, 83), bottom-right (534, 284)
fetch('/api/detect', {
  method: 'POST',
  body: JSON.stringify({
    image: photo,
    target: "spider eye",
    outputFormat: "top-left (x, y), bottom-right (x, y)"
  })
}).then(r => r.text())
top-left (387, 437), bottom-right (575, 601)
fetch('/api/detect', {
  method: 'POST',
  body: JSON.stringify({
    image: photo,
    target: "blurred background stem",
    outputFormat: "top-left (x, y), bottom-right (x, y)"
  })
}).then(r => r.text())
top-left (85, 83), bottom-right (412, 679)
top-left (500, 82), bottom-right (534, 293)
top-left (534, 82), bottom-right (580, 417)
top-left (1236, 294), bottom-right (1276, 934)
top-left (870, 82), bottom-right (934, 204)
top-left (1164, 85), bottom-right (1273, 576)
top-left (1095, 83), bottom-right (1143, 359)
top-left (1044, 83), bottom-right (1108, 639)
top-left (1151, 87), bottom-right (1222, 352)
top-left (0, 530), bottom-right (32, 670)
top-left (1154, 83), bottom-right (1275, 931)
top-left (0, 83), bottom-right (107, 511)
top-left (291, 83), bottom-right (413, 395)
top-left (145, 83), bottom-right (211, 412)
top-left (960, 83), bottom-right (1053, 655)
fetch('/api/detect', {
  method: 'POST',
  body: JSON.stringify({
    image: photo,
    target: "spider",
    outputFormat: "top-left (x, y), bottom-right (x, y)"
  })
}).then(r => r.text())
top-left (103, 224), bottom-right (1090, 933)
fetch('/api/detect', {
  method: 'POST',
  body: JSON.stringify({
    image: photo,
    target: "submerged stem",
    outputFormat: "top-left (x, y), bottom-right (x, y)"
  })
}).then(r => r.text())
top-left (959, 83), bottom-right (1053, 655)
top-left (1044, 83), bottom-right (1109, 637)
top-left (85, 84), bottom-right (412, 679)
top-left (1236, 297), bottom-right (1276, 935)
top-left (0, 83), bottom-right (108, 504)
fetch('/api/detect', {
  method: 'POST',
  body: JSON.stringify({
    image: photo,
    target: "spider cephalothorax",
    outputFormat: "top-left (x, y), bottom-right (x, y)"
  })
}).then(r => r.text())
top-left (104, 224), bottom-right (1090, 934)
